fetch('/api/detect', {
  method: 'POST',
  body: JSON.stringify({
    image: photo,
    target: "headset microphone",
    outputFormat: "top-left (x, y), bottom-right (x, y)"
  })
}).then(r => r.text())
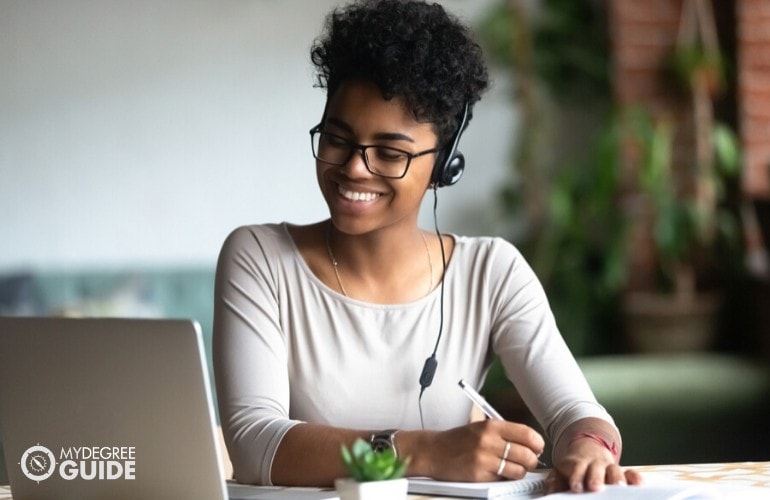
top-left (417, 185), bottom-right (447, 428)
top-left (419, 354), bottom-right (438, 389)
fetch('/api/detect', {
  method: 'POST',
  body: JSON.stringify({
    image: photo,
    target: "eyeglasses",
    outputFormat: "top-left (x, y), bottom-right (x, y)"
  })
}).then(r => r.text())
top-left (309, 125), bottom-right (441, 179)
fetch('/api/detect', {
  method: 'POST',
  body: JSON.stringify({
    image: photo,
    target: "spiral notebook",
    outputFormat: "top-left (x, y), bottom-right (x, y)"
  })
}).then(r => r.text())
top-left (408, 471), bottom-right (548, 499)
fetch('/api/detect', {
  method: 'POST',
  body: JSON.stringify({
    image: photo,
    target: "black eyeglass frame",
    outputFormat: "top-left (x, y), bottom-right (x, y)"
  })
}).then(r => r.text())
top-left (309, 125), bottom-right (442, 179)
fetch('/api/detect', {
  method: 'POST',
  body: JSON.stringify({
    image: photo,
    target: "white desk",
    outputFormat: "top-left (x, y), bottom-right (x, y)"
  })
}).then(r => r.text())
top-left (633, 461), bottom-right (770, 489)
top-left (2, 462), bottom-right (769, 499)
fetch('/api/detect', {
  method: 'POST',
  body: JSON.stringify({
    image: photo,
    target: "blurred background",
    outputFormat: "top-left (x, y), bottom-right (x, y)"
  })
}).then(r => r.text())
top-left (1, 0), bottom-right (770, 476)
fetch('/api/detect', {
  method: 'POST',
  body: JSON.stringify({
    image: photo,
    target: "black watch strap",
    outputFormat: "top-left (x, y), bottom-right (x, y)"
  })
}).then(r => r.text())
top-left (370, 429), bottom-right (399, 457)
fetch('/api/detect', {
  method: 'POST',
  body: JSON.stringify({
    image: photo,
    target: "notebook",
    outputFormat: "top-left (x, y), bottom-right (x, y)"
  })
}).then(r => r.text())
top-left (408, 471), bottom-right (549, 499)
top-left (0, 317), bottom-right (230, 499)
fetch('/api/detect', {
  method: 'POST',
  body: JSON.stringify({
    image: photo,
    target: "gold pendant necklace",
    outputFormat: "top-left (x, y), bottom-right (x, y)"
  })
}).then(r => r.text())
top-left (326, 223), bottom-right (434, 298)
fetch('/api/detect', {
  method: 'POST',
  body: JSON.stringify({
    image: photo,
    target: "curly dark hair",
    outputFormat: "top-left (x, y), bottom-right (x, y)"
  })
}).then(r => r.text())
top-left (310, 0), bottom-right (490, 144)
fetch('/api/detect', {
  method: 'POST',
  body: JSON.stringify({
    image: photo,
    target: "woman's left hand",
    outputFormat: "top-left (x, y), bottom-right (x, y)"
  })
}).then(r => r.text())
top-left (545, 427), bottom-right (643, 493)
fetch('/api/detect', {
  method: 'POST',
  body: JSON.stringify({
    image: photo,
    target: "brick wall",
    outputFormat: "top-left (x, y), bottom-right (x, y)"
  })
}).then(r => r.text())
top-left (739, 0), bottom-right (770, 199)
top-left (609, 0), bottom-right (683, 112)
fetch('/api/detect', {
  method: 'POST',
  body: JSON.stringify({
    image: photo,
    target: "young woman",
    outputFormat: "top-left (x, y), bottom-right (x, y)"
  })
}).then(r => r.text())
top-left (213, 0), bottom-right (642, 493)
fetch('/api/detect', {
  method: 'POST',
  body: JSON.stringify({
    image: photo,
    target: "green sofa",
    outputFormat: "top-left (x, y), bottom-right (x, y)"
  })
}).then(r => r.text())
top-left (0, 267), bottom-right (216, 349)
top-left (581, 353), bottom-right (770, 465)
top-left (485, 352), bottom-right (770, 466)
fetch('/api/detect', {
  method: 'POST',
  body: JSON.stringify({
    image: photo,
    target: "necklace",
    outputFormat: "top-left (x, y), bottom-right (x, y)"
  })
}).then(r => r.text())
top-left (326, 224), bottom-right (434, 298)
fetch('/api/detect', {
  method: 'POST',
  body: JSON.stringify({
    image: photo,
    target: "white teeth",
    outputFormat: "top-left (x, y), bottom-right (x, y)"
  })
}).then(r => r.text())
top-left (338, 186), bottom-right (379, 202)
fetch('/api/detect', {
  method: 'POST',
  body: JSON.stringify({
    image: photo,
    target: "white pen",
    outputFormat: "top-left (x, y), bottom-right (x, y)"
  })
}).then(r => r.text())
top-left (458, 378), bottom-right (547, 467)
top-left (458, 378), bottom-right (503, 419)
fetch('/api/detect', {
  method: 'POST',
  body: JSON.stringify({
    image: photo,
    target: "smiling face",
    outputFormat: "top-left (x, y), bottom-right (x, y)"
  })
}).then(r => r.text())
top-left (316, 80), bottom-right (439, 236)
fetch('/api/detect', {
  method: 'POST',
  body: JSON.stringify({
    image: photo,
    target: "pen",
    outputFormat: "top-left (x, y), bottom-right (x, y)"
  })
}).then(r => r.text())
top-left (458, 378), bottom-right (503, 420)
top-left (458, 378), bottom-right (547, 467)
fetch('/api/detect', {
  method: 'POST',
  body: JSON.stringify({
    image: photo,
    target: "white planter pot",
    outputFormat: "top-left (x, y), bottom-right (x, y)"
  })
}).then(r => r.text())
top-left (334, 477), bottom-right (408, 500)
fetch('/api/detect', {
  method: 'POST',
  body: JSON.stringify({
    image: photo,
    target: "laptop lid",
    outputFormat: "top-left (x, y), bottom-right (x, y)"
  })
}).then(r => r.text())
top-left (0, 317), bottom-right (228, 500)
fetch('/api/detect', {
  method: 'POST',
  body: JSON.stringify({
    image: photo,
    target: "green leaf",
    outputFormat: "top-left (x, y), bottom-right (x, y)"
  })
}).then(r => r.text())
top-left (338, 438), bottom-right (410, 482)
top-left (713, 123), bottom-right (740, 176)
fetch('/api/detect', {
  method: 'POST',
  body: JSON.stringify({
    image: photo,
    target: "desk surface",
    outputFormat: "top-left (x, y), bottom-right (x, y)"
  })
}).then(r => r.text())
top-left (2, 461), bottom-right (768, 498)
top-left (634, 461), bottom-right (770, 489)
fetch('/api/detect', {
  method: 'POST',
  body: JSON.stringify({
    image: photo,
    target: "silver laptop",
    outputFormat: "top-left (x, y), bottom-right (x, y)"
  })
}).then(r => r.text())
top-left (0, 317), bottom-right (229, 500)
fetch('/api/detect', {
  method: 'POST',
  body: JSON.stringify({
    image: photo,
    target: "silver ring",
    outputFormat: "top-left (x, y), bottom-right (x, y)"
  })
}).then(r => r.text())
top-left (503, 441), bottom-right (511, 461)
top-left (496, 457), bottom-right (506, 476)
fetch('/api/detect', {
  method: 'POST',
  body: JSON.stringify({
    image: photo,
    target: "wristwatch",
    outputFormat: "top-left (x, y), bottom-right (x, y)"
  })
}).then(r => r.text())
top-left (370, 429), bottom-right (399, 458)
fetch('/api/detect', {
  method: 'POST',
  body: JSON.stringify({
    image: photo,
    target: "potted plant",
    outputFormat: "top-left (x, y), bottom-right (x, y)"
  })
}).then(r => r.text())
top-left (334, 438), bottom-right (410, 500)
top-left (477, 0), bottom-right (743, 355)
top-left (620, 104), bottom-right (740, 352)
top-left (669, 0), bottom-right (725, 99)
top-left (619, 0), bottom-right (742, 353)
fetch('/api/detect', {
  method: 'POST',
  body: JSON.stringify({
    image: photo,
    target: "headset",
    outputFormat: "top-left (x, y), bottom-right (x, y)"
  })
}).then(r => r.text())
top-left (417, 102), bottom-right (471, 426)
top-left (430, 102), bottom-right (470, 188)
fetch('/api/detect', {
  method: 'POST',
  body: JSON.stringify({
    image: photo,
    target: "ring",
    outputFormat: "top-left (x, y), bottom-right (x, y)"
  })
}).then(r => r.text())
top-left (496, 457), bottom-right (506, 476)
top-left (503, 441), bottom-right (511, 460)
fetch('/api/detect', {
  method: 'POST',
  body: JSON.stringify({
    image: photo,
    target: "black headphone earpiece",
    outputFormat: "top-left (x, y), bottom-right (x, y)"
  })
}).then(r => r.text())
top-left (439, 153), bottom-right (465, 187)
top-left (431, 102), bottom-right (470, 188)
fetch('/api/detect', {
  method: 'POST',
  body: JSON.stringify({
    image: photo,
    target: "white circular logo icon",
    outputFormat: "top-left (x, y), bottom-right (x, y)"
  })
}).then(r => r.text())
top-left (20, 445), bottom-right (56, 482)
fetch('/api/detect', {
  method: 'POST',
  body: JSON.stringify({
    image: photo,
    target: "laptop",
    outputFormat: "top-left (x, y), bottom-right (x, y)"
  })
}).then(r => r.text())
top-left (0, 317), bottom-right (229, 499)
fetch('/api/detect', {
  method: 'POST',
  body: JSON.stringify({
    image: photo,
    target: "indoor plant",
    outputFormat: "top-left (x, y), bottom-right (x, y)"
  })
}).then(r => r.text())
top-left (480, 0), bottom-right (621, 356)
top-left (478, 0), bottom-right (742, 357)
top-left (619, 0), bottom-right (742, 352)
top-left (620, 107), bottom-right (740, 352)
top-left (334, 438), bottom-right (410, 500)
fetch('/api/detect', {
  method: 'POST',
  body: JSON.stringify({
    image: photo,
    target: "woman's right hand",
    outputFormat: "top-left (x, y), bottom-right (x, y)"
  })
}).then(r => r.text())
top-left (404, 420), bottom-right (545, 482)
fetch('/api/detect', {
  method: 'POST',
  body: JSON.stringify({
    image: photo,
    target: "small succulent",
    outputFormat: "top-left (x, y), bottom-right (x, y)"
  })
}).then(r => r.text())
top-left (340, 438), bottom-right (410, 482)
